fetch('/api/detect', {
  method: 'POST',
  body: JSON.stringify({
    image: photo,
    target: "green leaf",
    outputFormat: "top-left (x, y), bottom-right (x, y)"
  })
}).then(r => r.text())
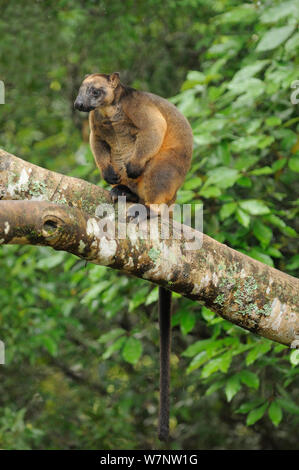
top-left (286, 254), bottom-right (299, 271)
top-left (274, 344), bottom-right (288, 353)
top-left (129, 287), bottom-right (149, 311)
top-left (201, 306), bottom-right (215, 322)
top-left (102, 336), bottom-right (126, 360)
top-left (205, 380), bottom-right (225, 396)
top-left (204, 167), bottom-right (240, 190)
top-left (249, 166), bottom-right (273, 176)
top-left (290, 350), bottom-right (299, 366)
top-left (219, 202), bottom-right (237, 220)
top-left (236, 208), bottom-right (250, 228)
top-left (246, 403), bottom-right (268, 426)
top-left (246, 119), bottom-right (263, 135)
top-left (42, 336), bottom-right (58, 356)
top-left (281, 226), bottom-right (297, 238)
top-left (256, 25), bottom-right (295, 52)
top-left (257, 135), bottom-right (275, 149)
top-left (183, 177), bottom-right (202, 190)
top-left (195, 118), bottom-right (228, 133)
top-left (122, 337), bottom-right (143, 365)
top-left (260, 1), bottom-right (299, 23)
top-left (187, 351), bottom-right (208, 373)
top-left (98, 328), bottom-right (125, 344)
top-left (253, 220), bottom-right (273, 246)
top-left (239, 370), bottom-right (259, 390)
top-left (268, 401), bottom-right (283, 427)
top-left (236, 399), bottom-right (265, 414)
top-left (201, 352), bottom-right (232, 378)
top-left (272, 158), bottom-right (287, 172)
top-left (193, 133), bottom-right (218, 146)
top-left (231, 60), bottom-right (269, 83)
top-left (228, 77), bottom-right (264, 94)
top-left (225, 375), bottom-right (241, 402)
top-left (81, 281), bottom-right (111, 304)
top-left (266, 247), bottom-right (282, 258)
top-left (234, 155), bottom-right (259, 171)
top-left (265, 117), bottom-right (282, 127)
top-left (182, 339), bottom-right (215, 358)
top-left (199, 186), bottom-right (222, 198)
top-left (237, 176), bottom-right (252, 187)
top-left (186, 70), bottom-right (206, 83)
top-left (36, 253), bottom-right (65, 270)
top-left (265, 214), bottom-right (286, 229)
top-left (277, 398), bottom-right (299, 415)
top-left (285, 32), bottom-right (299, 53)
top-left (217, 142), bottom-right (231, 165)
top-left (215, 5), bottom-right (257, 24)
top-left (145, 288), bottom-right (159, 306)
top-left (247, 249), bottom-right (274, 267)
top-left (176, 189), bottom-right (196, 203)
top-left (231, 136), bottom-right (262, 152)
top-left (180, 310), bottom-right (196, 335)
top-left (246, 341), bottom-right (272, 365)
top-left (239, 199), bottom-right (270, 215)
top-left (288, 156), bottom-right (299, 172)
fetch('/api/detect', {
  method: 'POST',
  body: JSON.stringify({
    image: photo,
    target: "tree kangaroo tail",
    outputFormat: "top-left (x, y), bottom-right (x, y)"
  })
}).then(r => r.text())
top-left (158, 286), bottom-right (172, 442)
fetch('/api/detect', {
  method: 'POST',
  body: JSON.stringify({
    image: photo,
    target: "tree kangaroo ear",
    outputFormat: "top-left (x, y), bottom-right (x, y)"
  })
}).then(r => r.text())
top-left (109, 72), bottom-right (120, 88)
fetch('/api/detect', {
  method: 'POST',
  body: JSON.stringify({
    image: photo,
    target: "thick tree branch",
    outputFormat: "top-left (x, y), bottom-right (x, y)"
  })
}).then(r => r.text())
top-left (0, 148), bottom-right (111, 213)
top-left (0, 148), bottom-right (298, 347)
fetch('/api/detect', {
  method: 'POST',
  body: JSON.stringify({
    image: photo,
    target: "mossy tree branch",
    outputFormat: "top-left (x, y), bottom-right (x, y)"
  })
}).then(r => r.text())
top-left (0, 148), bottom-right (298, 348)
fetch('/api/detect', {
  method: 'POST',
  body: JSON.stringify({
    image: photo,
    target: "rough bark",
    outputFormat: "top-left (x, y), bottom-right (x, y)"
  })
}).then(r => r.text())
top-left (0, 148), bottom-right (111, 212)
top-left (0, 148), bottom-right (298, 348)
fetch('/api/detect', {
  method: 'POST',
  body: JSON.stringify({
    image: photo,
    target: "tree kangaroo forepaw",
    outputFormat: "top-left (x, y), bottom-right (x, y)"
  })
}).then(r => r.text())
top-left (103, 165), bottom-right (121, 185)
top-left (110, 185), bottom-right (139, 203)
top-left (126, 161), bottom-right (143, 179)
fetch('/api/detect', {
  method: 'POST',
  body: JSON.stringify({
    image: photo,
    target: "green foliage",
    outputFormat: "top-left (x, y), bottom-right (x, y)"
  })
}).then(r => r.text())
top-left (268, 401), bottom-right (283, 427)
top-left (246, 403), bottom-right (268, 426)
top-left (0, 0), bottom-right (298, 450)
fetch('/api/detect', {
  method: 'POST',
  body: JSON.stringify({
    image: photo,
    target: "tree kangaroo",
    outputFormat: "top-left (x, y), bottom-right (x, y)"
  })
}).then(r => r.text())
top-left (74, 72), bottom-right (193, 441)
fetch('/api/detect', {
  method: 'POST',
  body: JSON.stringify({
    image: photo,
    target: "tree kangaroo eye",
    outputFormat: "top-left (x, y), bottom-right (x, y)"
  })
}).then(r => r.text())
top-left (92, 89), bottom-right (101, 97)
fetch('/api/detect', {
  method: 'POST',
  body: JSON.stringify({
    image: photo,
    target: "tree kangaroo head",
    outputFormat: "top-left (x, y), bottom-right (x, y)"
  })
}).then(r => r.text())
top-left (74, 72), bottom-right (120, 112)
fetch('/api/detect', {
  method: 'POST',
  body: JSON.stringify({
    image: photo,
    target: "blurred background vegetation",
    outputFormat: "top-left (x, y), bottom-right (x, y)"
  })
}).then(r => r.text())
top-left (0, 0), bottom-right (298, 450)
